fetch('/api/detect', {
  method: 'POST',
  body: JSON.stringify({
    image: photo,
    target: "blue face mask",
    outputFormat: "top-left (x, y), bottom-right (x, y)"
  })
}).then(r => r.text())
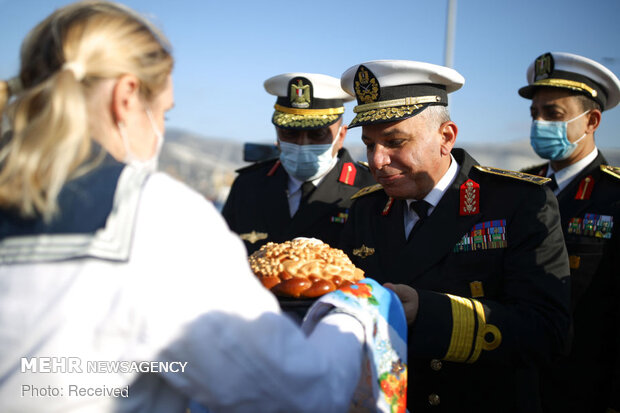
top-left (530, 111), bottom-right (589, 161)
top-left (279, 126), bottom-right (340, 182)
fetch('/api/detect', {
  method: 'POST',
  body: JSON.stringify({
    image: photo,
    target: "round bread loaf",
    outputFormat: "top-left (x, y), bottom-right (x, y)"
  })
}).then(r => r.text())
top-left (249, 239), bottom-right (365, 298)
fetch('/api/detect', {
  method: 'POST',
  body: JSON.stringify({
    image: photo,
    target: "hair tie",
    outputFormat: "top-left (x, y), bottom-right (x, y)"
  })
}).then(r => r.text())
top-left (62, 61), bottom-right (86, 81)
top-left (6, 77), bottom-right (23, 96)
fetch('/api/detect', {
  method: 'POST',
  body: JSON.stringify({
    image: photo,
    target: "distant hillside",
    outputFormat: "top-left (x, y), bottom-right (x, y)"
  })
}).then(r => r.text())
top-left (159, 129), bottom-right (243, 205)
top-left (160, 127), bottom-right (620, 205)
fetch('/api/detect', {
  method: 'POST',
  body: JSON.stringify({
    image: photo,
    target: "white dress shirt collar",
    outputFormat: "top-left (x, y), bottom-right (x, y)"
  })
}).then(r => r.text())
top-left (405, 153), bottom-right (460, 214)
top-left (548, 147), bottom-right (598, 194)
top-left (286, 167), bottom-right (331, 217)
top-left (404, 154), bottom-right (460, 237)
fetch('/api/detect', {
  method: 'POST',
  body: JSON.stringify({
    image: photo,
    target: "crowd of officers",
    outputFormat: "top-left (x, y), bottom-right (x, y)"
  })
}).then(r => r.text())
top-left (223, 53), bottom-right (620, 413)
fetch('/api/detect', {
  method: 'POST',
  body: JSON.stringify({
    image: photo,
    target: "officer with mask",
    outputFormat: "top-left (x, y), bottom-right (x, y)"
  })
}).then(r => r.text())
top-left (339, 59), bottom-right (571, 413)
top-left (519, 52), bottom-right (620, 413)
top-left (222, 73), bottom-right (375, 255)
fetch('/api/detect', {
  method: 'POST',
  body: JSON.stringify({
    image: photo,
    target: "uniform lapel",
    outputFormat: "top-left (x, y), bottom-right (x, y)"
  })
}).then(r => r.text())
top-left (389, 150), bottom-right (482, 283)
top-left (260, 164), bottom-right (291, 235)
top-left (556, 153), bottom-right (606, 229)
top-left (287, 151), bottom-right (350, 235)
top-left (375, 199), bottom-right (408, 272)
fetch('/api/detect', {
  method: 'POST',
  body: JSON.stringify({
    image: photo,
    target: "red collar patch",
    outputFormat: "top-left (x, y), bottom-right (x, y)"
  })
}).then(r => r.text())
top-left (574, 175), bottom-right (594, 200)
top-left (266, 160), bottom-right (281, 176)
top-left (339, 162), bottom-right (357, 185)
top-left (382, 197), bottom-right (395, 216)
top-left (460, 179), bottom-right (480, 215)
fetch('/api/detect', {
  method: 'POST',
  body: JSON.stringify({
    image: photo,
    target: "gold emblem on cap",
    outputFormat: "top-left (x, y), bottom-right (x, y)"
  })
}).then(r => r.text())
top-left (240, 231), bottom-right (268, 244)
top-left (354, 66), bottom-right (379, 104)
top-left (534, 53), bottom-right (553, 81)
top-left (290, 79), bottom-right (311, 108)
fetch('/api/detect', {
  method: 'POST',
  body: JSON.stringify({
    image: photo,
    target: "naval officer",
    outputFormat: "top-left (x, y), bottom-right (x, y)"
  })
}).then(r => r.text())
top-left (519, 52), bottom-right (620, 413)
top-left (339, 60), bottom-right (571, 412)
top-left (222, 72), bottom-right (375, 254)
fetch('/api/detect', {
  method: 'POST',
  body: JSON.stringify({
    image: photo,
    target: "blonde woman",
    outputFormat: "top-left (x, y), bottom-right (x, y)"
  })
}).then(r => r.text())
top-left (0, 2), bottom-right (388, 412)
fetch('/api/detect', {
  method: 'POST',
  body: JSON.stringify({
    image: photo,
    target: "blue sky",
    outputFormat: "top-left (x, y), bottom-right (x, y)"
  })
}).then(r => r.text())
top-left (1, 0), bottom-right (619, 150)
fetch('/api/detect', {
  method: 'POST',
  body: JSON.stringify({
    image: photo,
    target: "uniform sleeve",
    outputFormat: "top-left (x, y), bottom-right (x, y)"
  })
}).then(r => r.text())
top-left (610, 230), bottom-right (620, 410)
top-left (338, 199), bottom-right (358, 254)
top-left (128, 174), bottom-right (363, 413)
top-left (221, 175), bottom-right (238, 230)
top-left (410, 185), bottom-right (571, 366)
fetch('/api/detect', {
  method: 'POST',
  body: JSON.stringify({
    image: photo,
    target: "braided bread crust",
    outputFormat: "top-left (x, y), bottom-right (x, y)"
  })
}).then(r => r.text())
top-left (249, 239), bottom-right (365, 298)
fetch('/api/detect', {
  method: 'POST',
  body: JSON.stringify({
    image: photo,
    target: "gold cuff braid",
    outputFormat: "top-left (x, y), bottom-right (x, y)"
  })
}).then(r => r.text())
top-left (444, 294), bottom-right (502, 363)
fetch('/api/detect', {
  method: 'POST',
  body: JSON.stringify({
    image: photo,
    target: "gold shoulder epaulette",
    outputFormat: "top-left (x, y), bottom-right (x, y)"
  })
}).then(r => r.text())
top-left (601, 165), bottom-right (620, 180)
top-left (351, 183), bottom-right (383, 199)
top-left (474, 165), bottom-right (551, 185)
top-left (357, 161), bottom-right (370, 169)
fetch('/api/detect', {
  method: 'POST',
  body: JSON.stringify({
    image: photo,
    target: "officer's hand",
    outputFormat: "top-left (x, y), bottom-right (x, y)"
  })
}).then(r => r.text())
top-left (384, 283), bottom-right (419, 325)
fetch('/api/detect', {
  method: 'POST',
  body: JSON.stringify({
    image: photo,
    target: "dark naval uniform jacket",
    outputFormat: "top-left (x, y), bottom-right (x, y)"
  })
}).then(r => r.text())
top-left (222, 148), bottom-right (375, 254)
top-left (523, 151), bottom-right (620, 413)
top-left (341, 148), bottom-right (571, 413)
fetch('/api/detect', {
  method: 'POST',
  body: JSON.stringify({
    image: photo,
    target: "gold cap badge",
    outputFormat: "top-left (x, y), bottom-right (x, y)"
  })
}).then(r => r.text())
top-left (354, 65), bottom-right (379, 104)
top-left (289, 78), bottom-right (311, 108)
top-left (534, 53), bottom-right (553, 81)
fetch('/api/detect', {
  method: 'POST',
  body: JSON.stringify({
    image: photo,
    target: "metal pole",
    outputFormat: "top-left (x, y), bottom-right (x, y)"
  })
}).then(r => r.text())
top-left (444, 0), bottom-right (457, 68)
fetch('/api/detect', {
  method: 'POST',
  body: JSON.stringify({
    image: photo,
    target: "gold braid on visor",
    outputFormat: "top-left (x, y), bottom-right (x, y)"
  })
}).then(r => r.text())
top-left (533, 78), bottom-right (598, 98)
top-left (354, 95), bottom-right (442, 113)
top-left (274, 104), bottom-right (345, 116)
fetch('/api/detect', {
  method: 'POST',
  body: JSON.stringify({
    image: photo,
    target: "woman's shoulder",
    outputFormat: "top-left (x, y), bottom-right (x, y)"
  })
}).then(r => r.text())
top-left (140, 170), bottom-right (218, 217)
top-left (137, 170), bottom-right (227, 236)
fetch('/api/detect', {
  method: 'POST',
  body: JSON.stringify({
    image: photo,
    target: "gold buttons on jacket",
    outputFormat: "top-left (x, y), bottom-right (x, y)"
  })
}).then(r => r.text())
top-left (428, 393), bottom-right (441, 406)
top-left (430, 359), bottom-right (443, 371)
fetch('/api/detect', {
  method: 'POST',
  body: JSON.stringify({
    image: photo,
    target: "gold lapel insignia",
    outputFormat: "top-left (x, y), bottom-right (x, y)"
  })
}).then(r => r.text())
top-left (353, 245), bottom-right (375, 259)
top-left (240, 231), bottom-right (268, 244)
top-left (460, 179), bottom-right (480, 215)
top-left (354, 65), bottom-right (380, 104)
top-left (290, 78), bottom-right (311, 108)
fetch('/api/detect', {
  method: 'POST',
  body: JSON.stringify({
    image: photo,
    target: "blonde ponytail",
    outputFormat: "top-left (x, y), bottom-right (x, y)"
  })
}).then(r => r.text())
top-left (0, 1), bottom-right (173, 220)
top-left (0, 81), bottom-right (9, 121)
top-left (0, 68), bottom-right (91, 219)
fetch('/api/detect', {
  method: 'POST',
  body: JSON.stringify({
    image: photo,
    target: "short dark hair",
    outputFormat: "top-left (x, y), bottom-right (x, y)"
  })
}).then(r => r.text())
top-left (575, 94), bottom-right (602, 112)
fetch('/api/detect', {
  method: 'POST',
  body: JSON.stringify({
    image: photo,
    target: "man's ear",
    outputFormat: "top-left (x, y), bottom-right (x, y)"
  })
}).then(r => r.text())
top-left (585, 109), bottom-right (601, 134)
top-left (439, 120), bottom-right (458, 156)
top-left (111, 74), bottom-right (141, 124)
top-left (336, 124), bottom-right (347, 147)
